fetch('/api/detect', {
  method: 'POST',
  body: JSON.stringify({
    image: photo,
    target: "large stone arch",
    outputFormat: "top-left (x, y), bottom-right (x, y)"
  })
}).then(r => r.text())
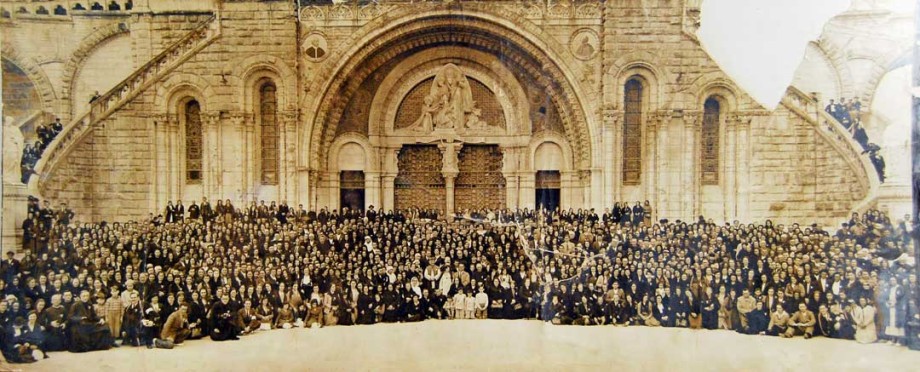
top-left (688, 72), bottom-right (750, 111)
top-left (528, 132), bottom-right (574, 172)
top-left (328, 133), bottom-right (378, 173)
top-left (154, 73), bottom-right (216, 114)
top-left (861, 46), bottom-right (913, 105)
top-left (815, 38), bottom-right (857, 97)
top-left (607, 51), bottom-right (671, 110)
top-left (1, 44), bottom-right (58, 115)
top-left (230, 54), bottom-right (297, 113)
top-left (302, 9), bottom-right (596, 172)
top-left (368, 48), bottom-right (530, 138)
top-left (59, 22), bottom-right (130, 120)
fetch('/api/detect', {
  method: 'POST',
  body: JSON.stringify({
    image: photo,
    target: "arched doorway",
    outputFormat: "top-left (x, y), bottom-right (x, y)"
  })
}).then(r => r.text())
top-left (304, 11), bottom-right (596, 212)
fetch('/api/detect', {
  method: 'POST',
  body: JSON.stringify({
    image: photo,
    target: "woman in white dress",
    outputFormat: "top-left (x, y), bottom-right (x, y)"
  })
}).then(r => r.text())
top-left (852, 297), bottom-right (878, 344)
top-left (883, 277), bottom-right (905, 344)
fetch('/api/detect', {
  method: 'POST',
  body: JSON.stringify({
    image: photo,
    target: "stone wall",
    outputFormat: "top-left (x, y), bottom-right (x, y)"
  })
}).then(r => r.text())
top-left (748, 105), bottom-right (863, 226)
top-left (2, 0), bottom-right (877, 226)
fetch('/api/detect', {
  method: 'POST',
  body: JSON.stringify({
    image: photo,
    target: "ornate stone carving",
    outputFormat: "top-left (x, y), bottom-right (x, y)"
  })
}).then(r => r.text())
top-left (203, 111), bottom-right (221, 127)
top-left (438, 140), bottom-right (462, 175)
top-left (683, 110), bottom-right (703, 129)
top-left (402, 64), bottom-right (503, 134)
top-left (303, 33), bottom-right (328, 62)
top-left (571, 29), bottom-right (599, 61)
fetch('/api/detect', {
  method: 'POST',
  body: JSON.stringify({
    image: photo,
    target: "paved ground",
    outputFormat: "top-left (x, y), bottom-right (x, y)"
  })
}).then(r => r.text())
top-left (14, 320), bottom-right (920, 371)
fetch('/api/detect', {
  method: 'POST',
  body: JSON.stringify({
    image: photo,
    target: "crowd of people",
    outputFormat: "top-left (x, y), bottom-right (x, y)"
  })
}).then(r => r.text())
top-left (0, 197), bottom-right (918, 364)
top-left (823, 97), bottom-right (886, 182)
top-left (19, 118), bottom-right (64, 184)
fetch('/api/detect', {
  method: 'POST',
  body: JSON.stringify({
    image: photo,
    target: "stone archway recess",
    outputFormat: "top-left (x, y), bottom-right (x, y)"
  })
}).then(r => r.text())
top-left (59, 22), bottom-right (130, 121)
top-left (1, 44), bottom-right (58, 116)
top-left (302, 8), bottom-right (597, 174)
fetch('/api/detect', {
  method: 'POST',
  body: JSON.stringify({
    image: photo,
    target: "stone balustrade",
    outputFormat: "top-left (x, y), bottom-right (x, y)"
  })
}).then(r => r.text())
top-left (31, 14), bottom-right (220, 193)
top-left (781, 85), bottom-right (880, 212)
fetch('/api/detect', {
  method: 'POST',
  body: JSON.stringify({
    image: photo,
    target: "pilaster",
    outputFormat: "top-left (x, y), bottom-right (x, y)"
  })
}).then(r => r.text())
top-left (439, 142), bottom-right (462, 218)
top-left (203, 111), bottom-right (221, 198)
top-left (683, 110), bottom-right (703, 221)
top-left (605, 108), bottom-right (624, 202)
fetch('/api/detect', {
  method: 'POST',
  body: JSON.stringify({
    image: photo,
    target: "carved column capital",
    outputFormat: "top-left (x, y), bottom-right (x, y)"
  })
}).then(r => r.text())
top-left (682, 110), bottom-right (703, 129)
top-left (203, 112), bottom-right (221, 127)
top-left (603, 109), bottom-right (624, 129)
top-left (153, 113), bottom-right (179, 128)
top-left (728, 112), bottom-right (755, 130)
top-left (438, 141), bottom-right (462, 175)
top-left (651, 110), bottom-right (673, 126)
top-left (279, 110), bottom-right (297, 126)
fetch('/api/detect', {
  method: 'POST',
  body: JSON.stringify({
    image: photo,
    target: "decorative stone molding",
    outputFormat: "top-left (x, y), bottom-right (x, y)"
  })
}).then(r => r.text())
top-left (299, 1), bottom-right (603, 24)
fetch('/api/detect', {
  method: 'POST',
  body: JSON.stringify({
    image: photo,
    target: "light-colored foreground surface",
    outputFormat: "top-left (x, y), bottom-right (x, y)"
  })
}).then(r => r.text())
top-left (17, 320), bottom-right (920, 372)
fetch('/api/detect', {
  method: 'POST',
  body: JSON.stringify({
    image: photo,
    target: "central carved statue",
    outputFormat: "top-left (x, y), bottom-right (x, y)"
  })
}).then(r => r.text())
top-left (409, 63), bottom-right (488, 132)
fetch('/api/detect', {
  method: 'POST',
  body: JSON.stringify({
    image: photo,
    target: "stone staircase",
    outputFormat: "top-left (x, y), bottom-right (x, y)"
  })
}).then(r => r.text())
top-left (29, 14), bottom-right (221, 194)
top-left (780, 86), bottom-right (881, 215)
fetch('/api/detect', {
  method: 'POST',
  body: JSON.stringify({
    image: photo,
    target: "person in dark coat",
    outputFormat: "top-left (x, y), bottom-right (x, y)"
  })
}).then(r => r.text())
top-left (122, 292), bottom-right (144, 346)
top-left (66, 290), bottom-right (115, 352)
top-left (209, 294), bottom-right (240, 341)
top-left (701, 288), bottom-right (720, 330)
top-left (39, 295), bottom-right (67, 351)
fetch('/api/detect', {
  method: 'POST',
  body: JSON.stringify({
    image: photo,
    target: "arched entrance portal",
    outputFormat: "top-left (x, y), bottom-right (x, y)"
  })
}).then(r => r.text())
top-left (307, 11), bottom-right (596, 214)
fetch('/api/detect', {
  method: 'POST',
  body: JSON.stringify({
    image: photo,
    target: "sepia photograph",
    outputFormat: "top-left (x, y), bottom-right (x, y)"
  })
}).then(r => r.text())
top-left (0, 0), bottom-right (918, 370)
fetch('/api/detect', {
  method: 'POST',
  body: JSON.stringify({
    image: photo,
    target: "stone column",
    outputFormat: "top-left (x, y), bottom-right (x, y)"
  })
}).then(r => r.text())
top-left (307, 169), bottom-right (319, 211)
top-left (519, 172), bottom-right (536, 210)
top-left (735, 114), bottom-right (753, 222)
top-left (439, 142), bottom-right (461, 218)
top-left (323, 171), bottom-right (339, 210)
top-left (683, 110), bottom-right (702, 221)
top-left (580, 169), bottom-right (594, 209)
top-left (381, 147), bottom-right (399, 211)
top-left (166, 113), bottom-right (180, 202)
top-left (365, 171), bottom-right (381, 210)
top-left (242, 113), bottom-right (256, 201)
top-left (278, 111), bottom-right (297, 203)
top-left (228, 113), bottom-right (248, 203)
top-left (500, 146), bottom-right (520, 210)
top-left (381, 174), bottom-right (396, 211)
top-left (203, 112), bottom-right (221, 199)
top-left (724, 112), bottom-right (740, 221)
top-left (605, 109), bottom-right (624, 203)
top-left (560, 170), bottom-right (578, 209)
top-left (444, 174), bottom-right (457, 218)
top-left (646, 111), bottom-right (666, 209)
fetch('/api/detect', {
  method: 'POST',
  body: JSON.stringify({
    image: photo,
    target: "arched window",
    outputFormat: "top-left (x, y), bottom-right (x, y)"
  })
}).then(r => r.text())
top-left (622, 78), bottom-right (643, 185)
top-left (185, 100), bottom-right (202, 183)
top-left (701, 97), bottom-right (721, 185)
top-left (259, 81), bottom-right (279, 185)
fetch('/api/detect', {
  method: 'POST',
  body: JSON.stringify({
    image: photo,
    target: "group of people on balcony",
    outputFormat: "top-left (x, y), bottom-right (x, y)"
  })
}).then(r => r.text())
top-left (824, 97), bottom-right (886, 183)
top-left (0, 195), bottom-right (917, 364)
top-left (18, 118), bottom-right (63, 184)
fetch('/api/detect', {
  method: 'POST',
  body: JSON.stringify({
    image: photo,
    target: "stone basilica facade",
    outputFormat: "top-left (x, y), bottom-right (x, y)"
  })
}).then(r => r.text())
top-left (1, 0), bottom-right (900, 231)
